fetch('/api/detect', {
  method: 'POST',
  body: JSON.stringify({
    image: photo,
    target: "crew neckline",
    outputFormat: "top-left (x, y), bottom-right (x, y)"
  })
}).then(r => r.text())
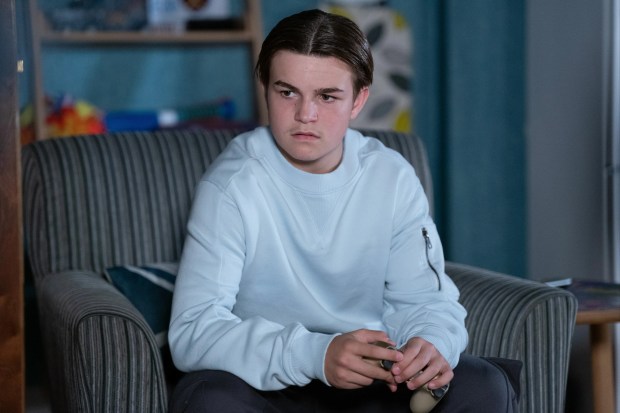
top-left (258, 126), bottom-right (361, 194)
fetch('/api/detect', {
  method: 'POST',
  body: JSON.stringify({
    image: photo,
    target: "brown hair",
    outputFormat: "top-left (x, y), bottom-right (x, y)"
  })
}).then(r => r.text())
top-left (255, 9), bottom-right (374, 96)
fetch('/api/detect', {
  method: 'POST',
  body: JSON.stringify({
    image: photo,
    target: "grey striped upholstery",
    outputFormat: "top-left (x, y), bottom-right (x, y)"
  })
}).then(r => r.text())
top-left (22, 128), bottom-right (577, 413)
top-left (446, 262), bottom-right (577, 413)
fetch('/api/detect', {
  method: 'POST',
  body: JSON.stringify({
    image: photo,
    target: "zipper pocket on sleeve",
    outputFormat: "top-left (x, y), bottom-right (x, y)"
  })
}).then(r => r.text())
top-left (422, 227), bottom-right (442, 290)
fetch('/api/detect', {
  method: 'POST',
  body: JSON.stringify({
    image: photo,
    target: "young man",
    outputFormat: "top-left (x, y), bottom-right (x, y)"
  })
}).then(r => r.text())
top-left (169, 9), bottom-right (519, 413)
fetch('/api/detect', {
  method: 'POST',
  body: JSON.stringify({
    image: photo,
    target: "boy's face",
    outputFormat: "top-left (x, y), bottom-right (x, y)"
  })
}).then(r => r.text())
top-left (265, 51), bottom-right (369, 174)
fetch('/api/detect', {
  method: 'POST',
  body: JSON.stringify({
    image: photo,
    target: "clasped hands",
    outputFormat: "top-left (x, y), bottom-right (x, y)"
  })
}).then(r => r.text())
top-left (324, 329), bottom-right (453, 393)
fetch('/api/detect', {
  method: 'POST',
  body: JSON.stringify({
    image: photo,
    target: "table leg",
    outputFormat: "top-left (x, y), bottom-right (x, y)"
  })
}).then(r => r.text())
top-left (590, 323), bottom-right (615, 413)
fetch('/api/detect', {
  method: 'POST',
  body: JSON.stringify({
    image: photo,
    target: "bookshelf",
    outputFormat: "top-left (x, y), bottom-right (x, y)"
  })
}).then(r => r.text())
top-left (27, 0), bottom-right (267, 141)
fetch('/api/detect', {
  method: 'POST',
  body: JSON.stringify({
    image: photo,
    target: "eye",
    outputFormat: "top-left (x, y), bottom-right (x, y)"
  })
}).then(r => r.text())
top-left (280, 89), bottom-right (295, 98)
top-left (320, 94), bottom-right (336, 102)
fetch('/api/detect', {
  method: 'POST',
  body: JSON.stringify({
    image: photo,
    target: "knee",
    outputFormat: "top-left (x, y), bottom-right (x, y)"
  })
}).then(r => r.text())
top-left (478, 362), bottom-right (515, 406)
top-left (447, 355), bottom-right (520, 412)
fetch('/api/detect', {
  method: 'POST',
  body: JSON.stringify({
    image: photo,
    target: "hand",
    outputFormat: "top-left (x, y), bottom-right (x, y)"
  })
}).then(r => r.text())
top-left (325, 329), bottom-right (403, 389)
top-left (391, 337), bottom-right (453, 391)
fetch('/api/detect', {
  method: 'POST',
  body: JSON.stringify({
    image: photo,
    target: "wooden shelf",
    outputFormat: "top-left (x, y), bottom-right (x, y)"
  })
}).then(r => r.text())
top-left (27, 0), bottom-right (267, 141)
top-left (39, 30), bottom-right (257, 44)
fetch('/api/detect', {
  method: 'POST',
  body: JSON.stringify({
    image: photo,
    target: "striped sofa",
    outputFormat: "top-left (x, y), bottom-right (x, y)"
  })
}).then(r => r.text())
top-left (22, 128), bottom-right (577, 413)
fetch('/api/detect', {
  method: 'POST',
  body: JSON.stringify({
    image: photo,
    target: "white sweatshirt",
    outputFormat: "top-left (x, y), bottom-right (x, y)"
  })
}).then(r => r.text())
top-left (168, 126), bottom-right (468, 390)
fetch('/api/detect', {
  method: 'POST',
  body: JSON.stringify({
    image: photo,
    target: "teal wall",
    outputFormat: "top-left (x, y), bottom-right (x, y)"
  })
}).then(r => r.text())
top-left (20, 0), bottom-right (525, 276)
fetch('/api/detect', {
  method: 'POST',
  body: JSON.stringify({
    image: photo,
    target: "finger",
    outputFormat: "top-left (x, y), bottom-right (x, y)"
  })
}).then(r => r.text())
top-left (393, 348), bottom-right (431, 381)
top-left (400, 337), bottom-right (424, 356)
top-left (352, 329), bottom-right (395, 346)
top-left (344, 371), bottom-right (375, 389)
top-left (338, 361), bottom-right (392, 389)
top-left (358, 354), bottom-right (400, 384)
top-left (327, 357), bottom-right (375, 389)
top-left (427, 369), bottom-right (453, 390)
top-left (404, 357), bottom-right (451, 390)
top-left (405, 367), bottom-right (436, 390)
top-left (363, 344), bottom-right (403, 369)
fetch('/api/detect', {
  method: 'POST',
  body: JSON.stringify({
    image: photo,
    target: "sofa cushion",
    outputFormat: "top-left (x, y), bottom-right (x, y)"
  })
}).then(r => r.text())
top-left (104, 262), bottom-right (178, 347)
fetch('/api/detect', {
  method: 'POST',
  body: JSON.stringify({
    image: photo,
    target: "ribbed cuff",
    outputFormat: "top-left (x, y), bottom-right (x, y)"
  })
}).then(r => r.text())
top-left (288, 329), bottom-right (339, 386)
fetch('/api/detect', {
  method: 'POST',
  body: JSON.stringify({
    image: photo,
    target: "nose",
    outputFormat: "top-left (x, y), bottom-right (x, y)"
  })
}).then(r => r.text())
top-left (295, 98), bottom-right (318, 123)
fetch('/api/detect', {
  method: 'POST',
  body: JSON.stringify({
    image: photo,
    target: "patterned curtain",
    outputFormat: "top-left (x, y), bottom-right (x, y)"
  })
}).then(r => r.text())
top-left (320, 3), bottom-right (413, 132)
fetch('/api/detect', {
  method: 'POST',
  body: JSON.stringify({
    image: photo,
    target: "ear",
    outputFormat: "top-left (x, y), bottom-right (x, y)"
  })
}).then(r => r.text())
top-left (350, 87), bottom-right (370, 120)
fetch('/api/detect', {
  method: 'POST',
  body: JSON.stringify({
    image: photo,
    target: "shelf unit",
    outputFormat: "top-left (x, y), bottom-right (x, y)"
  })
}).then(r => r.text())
top-left (27, 0), bottom-right (267, 141)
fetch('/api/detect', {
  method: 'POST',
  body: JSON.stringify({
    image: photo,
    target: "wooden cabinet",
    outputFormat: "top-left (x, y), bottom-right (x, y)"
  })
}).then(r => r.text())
top-left (27, 0), bottom-right (266, 141)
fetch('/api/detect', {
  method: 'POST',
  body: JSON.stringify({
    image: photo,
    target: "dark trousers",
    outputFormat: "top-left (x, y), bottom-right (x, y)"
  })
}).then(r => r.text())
top-left (169, 354), bottom-right (521, 413)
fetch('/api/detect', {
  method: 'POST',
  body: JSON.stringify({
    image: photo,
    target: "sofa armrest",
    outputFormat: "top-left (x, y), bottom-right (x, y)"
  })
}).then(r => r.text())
top-left (36, 270), bottom-right (168, 413)
top-left (446, 261), bottom-right (577, 413)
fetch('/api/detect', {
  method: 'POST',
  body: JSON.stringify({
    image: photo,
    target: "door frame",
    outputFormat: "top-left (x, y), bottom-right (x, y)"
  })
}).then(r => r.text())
top-left (0, 0), bottom-right (25, 412)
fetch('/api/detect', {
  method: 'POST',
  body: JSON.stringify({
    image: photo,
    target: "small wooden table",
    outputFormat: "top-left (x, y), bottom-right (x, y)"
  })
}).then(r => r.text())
top-left (565, 280), bottom-right (620, 413)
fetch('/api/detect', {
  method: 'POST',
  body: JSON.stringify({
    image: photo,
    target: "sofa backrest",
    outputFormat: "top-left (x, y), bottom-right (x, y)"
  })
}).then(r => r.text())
top-left (22, 128), bottom-right (432, 282)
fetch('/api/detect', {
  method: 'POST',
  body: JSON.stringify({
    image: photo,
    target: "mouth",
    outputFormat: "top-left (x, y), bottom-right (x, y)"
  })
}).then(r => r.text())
top-left (292, 131), bottom-right (319, 140)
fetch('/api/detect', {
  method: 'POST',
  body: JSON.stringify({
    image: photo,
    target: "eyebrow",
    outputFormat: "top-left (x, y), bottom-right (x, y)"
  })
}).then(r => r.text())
top-left (273, 80), bottom-right (345, 95)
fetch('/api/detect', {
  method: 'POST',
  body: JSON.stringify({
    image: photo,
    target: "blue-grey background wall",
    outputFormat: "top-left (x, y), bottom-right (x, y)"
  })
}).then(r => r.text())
top-left (19, 0), bottom-right (526, 277)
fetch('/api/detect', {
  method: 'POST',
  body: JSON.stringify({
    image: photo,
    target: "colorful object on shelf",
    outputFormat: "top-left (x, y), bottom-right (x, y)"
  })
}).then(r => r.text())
top-left (20, 94), bottom-right (238, 142)
top-left (104, 99), bottom-right (236, 132)
top-left (20, 94), bottom-right (106, 141)
top-left (45, 94), bottom-right (107, 138)
top-left (19, 104), bottom-right (36, 144)
top-left (147, 0), bottom-right (232, 32)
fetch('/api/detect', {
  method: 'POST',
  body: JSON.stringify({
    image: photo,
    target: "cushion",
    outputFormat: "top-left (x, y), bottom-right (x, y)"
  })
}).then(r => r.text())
top-left (104, 262), bottom-right (178, 347)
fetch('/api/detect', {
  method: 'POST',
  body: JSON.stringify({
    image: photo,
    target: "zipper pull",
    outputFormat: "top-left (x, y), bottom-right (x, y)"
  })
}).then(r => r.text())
top-left (422, 227), bottom-right (441, 290)
top-left (422, 227), bottom-right (433, 249)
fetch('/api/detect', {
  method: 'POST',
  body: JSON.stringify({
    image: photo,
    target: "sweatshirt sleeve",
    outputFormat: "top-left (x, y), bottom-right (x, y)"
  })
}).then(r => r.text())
top-left (168, 180), bottom-right (337, 390)
top-left (382, 170), bottom-right (468, 368)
